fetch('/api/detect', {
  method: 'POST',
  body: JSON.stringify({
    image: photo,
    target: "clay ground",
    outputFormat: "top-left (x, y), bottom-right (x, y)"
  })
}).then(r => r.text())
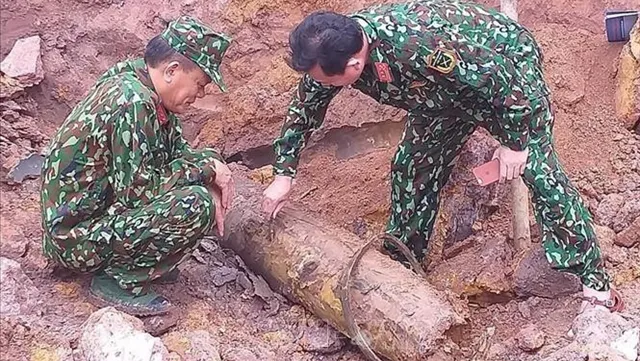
top-left (1, 0), bottom-right (639, 360)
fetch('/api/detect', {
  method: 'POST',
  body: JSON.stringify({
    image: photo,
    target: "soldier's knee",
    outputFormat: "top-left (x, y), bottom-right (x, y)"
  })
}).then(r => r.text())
top-left (185, 185), bottom-right (214, 213)
top-left (170, 185), bottom-right (214, 228)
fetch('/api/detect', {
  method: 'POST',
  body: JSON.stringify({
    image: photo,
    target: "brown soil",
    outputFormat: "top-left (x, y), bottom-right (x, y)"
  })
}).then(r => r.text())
top-left (1, 0), bottom-right (639, 360)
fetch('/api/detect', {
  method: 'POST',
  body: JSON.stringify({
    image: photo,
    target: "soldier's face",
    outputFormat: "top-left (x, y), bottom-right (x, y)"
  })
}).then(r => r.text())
top-left (160, 62), bottom-right (210, 114)
top-left (308, 59), bottom-right (364, 87)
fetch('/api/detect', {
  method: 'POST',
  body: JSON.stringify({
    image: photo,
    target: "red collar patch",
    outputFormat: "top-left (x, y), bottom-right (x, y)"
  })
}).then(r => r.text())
top-left (156, 103), bottom-right (169, 126)
top-left (374, 62), bottom-right (393, 83)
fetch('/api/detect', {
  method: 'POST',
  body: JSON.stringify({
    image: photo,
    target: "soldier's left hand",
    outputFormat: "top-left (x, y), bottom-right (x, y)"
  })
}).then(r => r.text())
top-left (212, 159), bottom-right (235, 212)
top-left (492, 146), bottom-right (528, 183)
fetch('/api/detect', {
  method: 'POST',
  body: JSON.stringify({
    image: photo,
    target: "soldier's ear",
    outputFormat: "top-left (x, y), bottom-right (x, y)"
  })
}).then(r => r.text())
top-left (163, 61), bottom-right (181, 83)
top-left (347, 58), bottom-right (361, 71)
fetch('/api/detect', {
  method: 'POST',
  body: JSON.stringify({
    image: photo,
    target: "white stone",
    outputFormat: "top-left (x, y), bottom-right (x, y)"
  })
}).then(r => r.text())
top-left (611, 327), bottom-right (639, 361)
top-left (78, 307), bottom-right (169, 361)
top-left (0, 36), bottom-right (44, 87)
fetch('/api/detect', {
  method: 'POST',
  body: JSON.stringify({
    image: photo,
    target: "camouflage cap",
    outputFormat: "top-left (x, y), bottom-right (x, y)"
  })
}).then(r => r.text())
top-left (161, 15), bottom-right (232, 92)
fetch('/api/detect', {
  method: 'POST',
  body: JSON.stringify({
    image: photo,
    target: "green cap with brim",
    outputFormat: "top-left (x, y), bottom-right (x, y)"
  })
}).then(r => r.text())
top-left (161, 15), bottom-right (232, 92)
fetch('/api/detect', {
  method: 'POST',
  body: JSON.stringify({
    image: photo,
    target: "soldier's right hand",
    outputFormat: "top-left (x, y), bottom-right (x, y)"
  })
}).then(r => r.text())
top-left (262, 175), bottom-right (294, 219)
top-left (210, 186), bottom-right (226, 237)
top-left (212, 159), bottom-right (235, 213)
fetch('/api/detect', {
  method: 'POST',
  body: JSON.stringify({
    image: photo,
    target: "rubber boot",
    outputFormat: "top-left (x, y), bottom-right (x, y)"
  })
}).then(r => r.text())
top-left (155, 268), bottom-right (180, 285)
top-left (90, 272), bottom-right (172, 316)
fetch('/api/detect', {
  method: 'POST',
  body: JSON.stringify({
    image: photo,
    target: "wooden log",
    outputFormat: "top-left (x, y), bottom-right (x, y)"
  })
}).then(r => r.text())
top-left (222, 177), bottom-right (465, 361)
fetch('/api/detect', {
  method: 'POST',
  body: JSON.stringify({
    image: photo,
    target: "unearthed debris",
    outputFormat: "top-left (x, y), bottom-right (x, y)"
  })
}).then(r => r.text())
top-left (428, 132), bottom-right (502, 265)
top-left (0, 257), bottom-right (41, 317)
top-left (516, 324), bottom-right (546, 352)
top-left (7, 153), bottom-right (45, 183)
top-left (615, 216), bottom-right (640, 248)
top-left (222, 348), bottom-right (260, 361)
top-left (0, 36), bottom-right (45, 87)
top-left (596, 192), bottom-right (640, 233)
top-left (223, 176), bottom-right (465, 361)
top-left (513, 247), bottom-right (582, 299)
top-left (615, 19), bottom-right (640, 132)
top-left (428, 235), bottom-right (512, 303)
top-left (542, 308), bottom-right (639, 361)
top-left (211, 266), bottom-right (239, 287)
top-left (247, 165), bottom-right (274, 184)
top-left (611, 328), bottom-right (640, 361)
top-left (595, 225), bottom-right (628, 266)
top-left (0, 219), bottom-right (29, 259)
top-left (78, 307), bottom-right (169, 361)
top-left (0, 75), bottom-right (25, 99)
top-left (163, 330), bottom-right (221, 361)
top-left (298, 320), bottom-right (346, 354)
top-left (143, 314), bottom-right (179, 337)
top-left (0, 74), bottom-right (49, 183)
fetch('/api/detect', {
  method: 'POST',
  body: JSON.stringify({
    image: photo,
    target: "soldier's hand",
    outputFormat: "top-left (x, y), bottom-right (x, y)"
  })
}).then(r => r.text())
top-left (210, 186), bottom-right (225, 237)
top-left (212, 159), bottom-right (235, 213)
top-left (492, 146), bottom-right (528, 183)
top-left (262, 175), bottom-right (294, 219)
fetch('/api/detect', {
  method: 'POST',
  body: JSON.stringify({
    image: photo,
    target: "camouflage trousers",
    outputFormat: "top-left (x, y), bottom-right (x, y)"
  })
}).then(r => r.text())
top-left (42, 185), bottom-right (214, 295)
top-left (385, 98), bottom-right (611, 291)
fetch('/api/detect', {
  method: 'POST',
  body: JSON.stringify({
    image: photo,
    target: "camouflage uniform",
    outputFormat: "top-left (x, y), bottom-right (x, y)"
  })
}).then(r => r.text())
top-left (40, 17), bottom-right (232, 295)
top-left (272, 1), bottom-right (610, 291)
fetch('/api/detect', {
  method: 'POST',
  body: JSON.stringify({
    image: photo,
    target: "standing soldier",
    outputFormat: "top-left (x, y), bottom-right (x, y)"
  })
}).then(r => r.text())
top-left (261, 2), bottom-right (623, 312)
top-left (40, 16), bottom-right (234, 315)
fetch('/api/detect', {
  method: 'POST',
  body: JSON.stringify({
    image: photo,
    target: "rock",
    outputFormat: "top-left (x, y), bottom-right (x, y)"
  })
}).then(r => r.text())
top-left (0, 36), bottom-right (44, 87)
top-left (611, 328), bottom-right (639, 361)
top-left (615, 216), bottom-right (640, 248)
top-left (598, 192), bottom-right (640, 232)
top-left (562, 308), bottom-right (638, 361)
top-left (163, 330), bottom-right (221, 361)
top-left (222, 348), bottom-right (259, 361)
top-left (541, 308), bottom-right (639, 361)
top-left (513, 247), bottom-right (581, 299)
top-left (615, 19), bottom-right (640, 132)
top-left (0, 316), bottom-right (31, 348)
top-left (143, 314), bottom-right (178, 337)
top-left (595, 225), bottom-right (627, 265)
top-left (429, 132), bottom-right (501, 263)
top-left (0, 257), bottom-right (40, 316)
top-left (425, 350), bottom-right (455, 361)
top-left (0, 220), bottom-right (29, 259)
top-left (211, 266), bottom-right (238, 287)
top-left (7, 153), bottom-right (45, 183)
top-left (298, 321), bottom-right (346, 354)
top-left (517, 301), bottom-right (532, 319)
top-left (78, 307), bottom-right (170, 361)
top-left (222, 346), bottom-right (278, 361)
top-left (0, 75), bottom-right (25, 99)
top-left (540, 345), bottom-right (588, 361)
top-left (597, 194), bottom-right (625, 228)
top-left (247, 165), bottom-right (274, 184)
top-left (429, 236), bottom-right (512, 302)
top-left (486, 342), bottom-right (512, 361)
top-left (30, 344), bottom-right (74, 361)
top-left (516, 324), bottom-right (546, 352)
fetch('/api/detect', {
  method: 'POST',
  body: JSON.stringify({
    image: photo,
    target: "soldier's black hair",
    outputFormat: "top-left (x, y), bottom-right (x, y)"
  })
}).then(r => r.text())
top-left (288, 11), bottom-right (364, 76)
top-left (144, 35), bottom-right (198, 71)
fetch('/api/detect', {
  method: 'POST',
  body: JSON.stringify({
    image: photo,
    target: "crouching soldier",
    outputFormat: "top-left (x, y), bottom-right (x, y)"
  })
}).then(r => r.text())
top-left (40, 16), bottom-right (235, 315)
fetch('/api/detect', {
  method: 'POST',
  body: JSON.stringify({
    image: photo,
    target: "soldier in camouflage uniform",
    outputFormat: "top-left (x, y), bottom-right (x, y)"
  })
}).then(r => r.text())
top-left (40, 16), bottom-right (234, 315)
top-left (262, 1), bottom-right (624, 311)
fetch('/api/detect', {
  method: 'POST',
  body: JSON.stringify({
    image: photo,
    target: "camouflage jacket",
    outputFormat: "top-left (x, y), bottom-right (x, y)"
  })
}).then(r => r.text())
top-left (273, 0), bottom-right (551, 177)
top-left (41, 58), bottom-right (221, 242)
